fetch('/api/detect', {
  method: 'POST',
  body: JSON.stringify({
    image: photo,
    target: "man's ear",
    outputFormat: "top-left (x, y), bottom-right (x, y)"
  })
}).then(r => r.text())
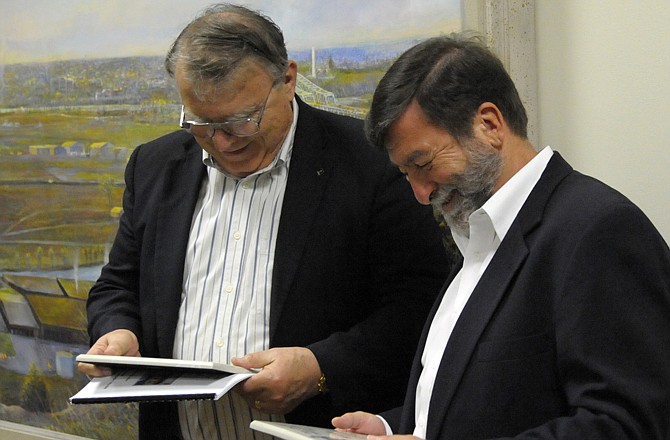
top-left (283, 61), bottom-right (298, 98)
top-left (474, 102), bottom-right (505, 149)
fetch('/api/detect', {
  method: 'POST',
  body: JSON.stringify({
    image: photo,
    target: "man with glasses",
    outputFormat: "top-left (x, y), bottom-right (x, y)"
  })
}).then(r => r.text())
top-left (79, 3), bottom-right (450, 440)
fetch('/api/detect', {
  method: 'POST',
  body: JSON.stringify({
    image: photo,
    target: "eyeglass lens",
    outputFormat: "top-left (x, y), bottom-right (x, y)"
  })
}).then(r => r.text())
top-left (180, 82), bottom-right (274, 138)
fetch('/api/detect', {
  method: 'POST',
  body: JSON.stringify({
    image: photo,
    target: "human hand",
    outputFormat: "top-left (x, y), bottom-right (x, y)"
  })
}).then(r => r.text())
top-left (332, 411), bottom-right (387, 436)
top-left (77, 329), bottom-right (140, 377)
top-left (333, 412), bottom-right (422, 439)
top-left (231, 347), bottom-right (322, 414)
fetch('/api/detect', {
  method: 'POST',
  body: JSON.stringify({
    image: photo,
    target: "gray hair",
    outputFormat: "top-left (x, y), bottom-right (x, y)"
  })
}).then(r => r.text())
top-left (165, 3), bottom-right (288, 93)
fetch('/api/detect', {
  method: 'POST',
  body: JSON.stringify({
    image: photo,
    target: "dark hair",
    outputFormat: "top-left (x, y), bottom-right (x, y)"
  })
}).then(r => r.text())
top-left (366, 34), bottom-right (528, 148)
top-left (165, 3), bottom-right (288, 85)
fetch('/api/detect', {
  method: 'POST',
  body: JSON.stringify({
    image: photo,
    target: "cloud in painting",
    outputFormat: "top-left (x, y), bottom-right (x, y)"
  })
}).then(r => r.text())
top-left (0, 0), bottom-right (461, 64)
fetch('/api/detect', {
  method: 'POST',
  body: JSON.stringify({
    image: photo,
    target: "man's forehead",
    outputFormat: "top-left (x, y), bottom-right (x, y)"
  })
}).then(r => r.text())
top-left (402, 149), bottom-right (431, 165)
top-left (386, 141), bottom-right (432, 167)
top-left (177, 58), bottom-right (271, 91)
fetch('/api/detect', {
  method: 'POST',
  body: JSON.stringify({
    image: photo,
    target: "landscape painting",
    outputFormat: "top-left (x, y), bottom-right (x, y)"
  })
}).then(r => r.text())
top-left (0, 1), bottom-right (462, 438)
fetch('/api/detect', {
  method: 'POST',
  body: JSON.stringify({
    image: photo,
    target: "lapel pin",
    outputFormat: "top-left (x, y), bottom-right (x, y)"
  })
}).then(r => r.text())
top-left (316, 168), bottom-right (325, 176)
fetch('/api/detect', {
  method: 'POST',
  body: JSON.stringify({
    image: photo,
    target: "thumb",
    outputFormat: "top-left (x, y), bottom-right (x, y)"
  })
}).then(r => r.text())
top-left (332, 411), bottom-right (383, 435)
top-left (332, 412), bottom-right (361, 430)
top-left (232, 350), bottom-right (272, 369)
top-left (101, 329), bottom-right (140, 356)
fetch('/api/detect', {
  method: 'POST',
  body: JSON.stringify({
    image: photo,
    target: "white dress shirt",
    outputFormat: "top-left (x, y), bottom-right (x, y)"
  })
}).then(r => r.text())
top-left (412, 147), bottom-right (554, 438)
top-left (173, 100), bottom-right (299, 440)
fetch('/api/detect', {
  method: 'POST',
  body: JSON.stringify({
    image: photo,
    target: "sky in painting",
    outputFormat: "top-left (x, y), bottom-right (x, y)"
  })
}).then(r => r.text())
top-left (0, 0), bottom-right (462, 64)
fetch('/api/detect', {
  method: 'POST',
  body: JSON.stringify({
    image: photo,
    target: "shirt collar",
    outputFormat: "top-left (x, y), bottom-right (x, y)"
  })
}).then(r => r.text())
top-left (452, 146), bottom-right (554, 252)
top-left (202, 97), bottom-right (299, 178)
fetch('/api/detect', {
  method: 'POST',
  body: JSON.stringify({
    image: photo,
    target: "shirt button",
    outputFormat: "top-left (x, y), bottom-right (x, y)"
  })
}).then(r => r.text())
top-left (233, 231), bottom-right (241, 240)
top-left (242, 182), bottom-right (250, 189)
top-left (216, 338), bottom-right (224, 347)
top-left (225, 285), bottom-right (233, 293)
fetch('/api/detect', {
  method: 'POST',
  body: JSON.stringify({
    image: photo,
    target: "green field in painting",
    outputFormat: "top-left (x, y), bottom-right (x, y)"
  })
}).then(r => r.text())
top-left (0, 108), bottom-right (177, 272)
top-left (0, 109), bottom-right (156, 438)
top-left (0, 106), bottom-right (178, 151)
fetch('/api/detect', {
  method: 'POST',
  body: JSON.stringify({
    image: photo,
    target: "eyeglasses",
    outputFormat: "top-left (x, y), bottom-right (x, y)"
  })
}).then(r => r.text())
top-left (179, 84), bottom-right (274, 138)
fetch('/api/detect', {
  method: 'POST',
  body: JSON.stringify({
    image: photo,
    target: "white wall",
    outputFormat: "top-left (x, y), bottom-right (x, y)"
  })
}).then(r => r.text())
top-left (535, 1), bottom-right (670, 241)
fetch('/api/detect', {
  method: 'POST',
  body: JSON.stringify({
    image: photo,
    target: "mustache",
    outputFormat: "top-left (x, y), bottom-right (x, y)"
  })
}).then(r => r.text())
top-left (429, 186), bottom-right (456, 207)
top-left (429, 178), bottom-right (483, 207)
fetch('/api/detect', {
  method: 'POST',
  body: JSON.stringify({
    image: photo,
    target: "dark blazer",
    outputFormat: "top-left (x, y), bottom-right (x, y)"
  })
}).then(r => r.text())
top-left (384, 153), bottom-right (670, 439)
top-left (86, 99), bottom-right (451, 438)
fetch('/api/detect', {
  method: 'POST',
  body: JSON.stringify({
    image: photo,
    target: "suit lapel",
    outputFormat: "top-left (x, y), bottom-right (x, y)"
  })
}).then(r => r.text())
top-left (423, 152), bottom-right (573, 438)
top-left (154, 140), bottom-right (206, 355)
top-left (425, 231), bottom-right (529, 438)
top-left (270, 101), bottom-right (331, 339)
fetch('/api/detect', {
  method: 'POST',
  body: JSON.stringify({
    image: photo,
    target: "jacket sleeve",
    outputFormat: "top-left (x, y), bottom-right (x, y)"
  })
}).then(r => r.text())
top-left (86, 145), bottom-right (144, 344)
top-left (304, 159), bottom-right (452, 419)
top-left (514, 199), bottom-right (670, 439)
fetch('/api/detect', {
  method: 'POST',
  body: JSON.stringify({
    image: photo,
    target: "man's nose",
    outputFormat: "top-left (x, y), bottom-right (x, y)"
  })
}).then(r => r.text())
top-left (211, 128), bottom-right (238, 148)
top-left (408, 176), bottom-right (436, 205)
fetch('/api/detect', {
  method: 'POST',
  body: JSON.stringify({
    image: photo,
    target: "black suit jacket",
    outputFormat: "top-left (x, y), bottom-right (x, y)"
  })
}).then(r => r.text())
top-left (86, 99), bottom-right (451, 438)
top-left (384, 153), bottom-right (670, 439)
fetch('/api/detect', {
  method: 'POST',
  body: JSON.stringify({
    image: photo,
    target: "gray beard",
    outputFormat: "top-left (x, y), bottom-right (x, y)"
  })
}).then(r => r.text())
top-left (430, 139), bottom-right (502, 238)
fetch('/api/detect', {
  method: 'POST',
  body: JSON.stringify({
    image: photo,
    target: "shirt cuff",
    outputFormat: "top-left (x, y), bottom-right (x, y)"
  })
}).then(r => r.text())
top-left (376, 415), bottom-right (394, 435)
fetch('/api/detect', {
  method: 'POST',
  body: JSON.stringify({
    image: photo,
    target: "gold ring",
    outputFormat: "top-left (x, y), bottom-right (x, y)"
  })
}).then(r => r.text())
top-left (254, 400), bottom-right (261, 410)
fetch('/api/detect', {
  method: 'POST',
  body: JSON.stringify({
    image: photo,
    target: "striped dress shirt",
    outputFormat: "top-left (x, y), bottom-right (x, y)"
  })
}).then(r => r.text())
top-left (173, 102), bottom-right (298, 440)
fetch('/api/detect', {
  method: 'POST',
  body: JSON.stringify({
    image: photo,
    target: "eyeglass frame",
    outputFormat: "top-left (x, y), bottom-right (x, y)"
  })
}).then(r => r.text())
top-left (179, 82), bottom-right (275, 138)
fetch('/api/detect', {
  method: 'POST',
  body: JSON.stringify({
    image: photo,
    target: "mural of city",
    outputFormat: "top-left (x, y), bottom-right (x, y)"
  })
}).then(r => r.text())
top-left (0, 1), bottom-right (461, 438)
